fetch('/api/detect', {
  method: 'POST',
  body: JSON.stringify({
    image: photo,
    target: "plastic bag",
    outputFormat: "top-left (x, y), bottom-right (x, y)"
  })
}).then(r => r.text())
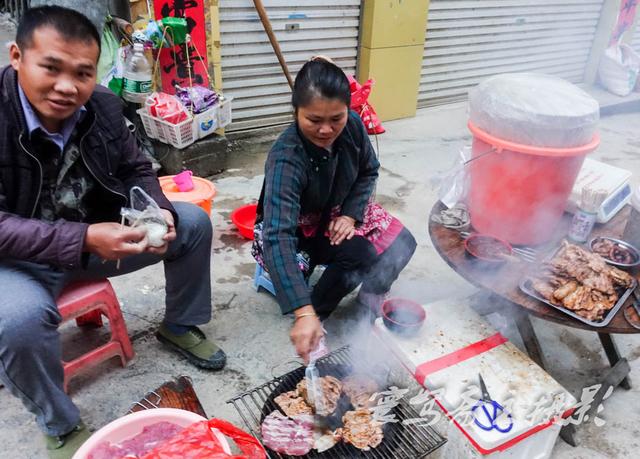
top-left (598, 44), bottom-right (640, 97)
top-left (97, 19), bottom-right (120, 84)
top-left (146, 92), bottom-right (190, 124)
top-left (141, 419), bottom-right (266, 459)
top-left (468, 73), bottom-right (599, 147)
top-left (347, 75), bottom-right (385, 134)
top-left (175, 85), bottom-right (219, 114)
top-left (430, 146), bottom-right (471, 208)
top-left (161, 17), bottom-right (188, 46)
top-left (120, 186), bottom-right (168, 247)
top-left (99, 18), bottom-right (126, 97)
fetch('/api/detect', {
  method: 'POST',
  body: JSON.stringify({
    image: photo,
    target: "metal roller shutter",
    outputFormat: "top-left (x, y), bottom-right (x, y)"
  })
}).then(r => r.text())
top-left (219, 0), bottom-right (361, 131)
top-left (419, 0), bottom-right (606, 107)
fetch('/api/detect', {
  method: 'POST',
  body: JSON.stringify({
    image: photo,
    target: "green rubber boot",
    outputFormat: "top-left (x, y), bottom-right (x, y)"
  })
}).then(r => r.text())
top-left (156, 324), bottom-right (227, 370)
top-left (45, 422), bottom-right (91, 459)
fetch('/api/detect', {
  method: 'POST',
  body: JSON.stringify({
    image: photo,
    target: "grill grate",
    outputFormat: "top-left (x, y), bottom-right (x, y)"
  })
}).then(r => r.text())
top-left (227, 347), bottom-right (446, 458)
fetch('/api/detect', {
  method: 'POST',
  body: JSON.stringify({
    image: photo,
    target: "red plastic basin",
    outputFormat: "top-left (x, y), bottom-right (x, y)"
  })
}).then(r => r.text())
top-left (231, 204), bottom-right (257, 240)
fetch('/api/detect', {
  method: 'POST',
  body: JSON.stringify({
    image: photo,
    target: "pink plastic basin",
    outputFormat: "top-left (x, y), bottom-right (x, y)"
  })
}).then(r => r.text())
top-left (72, 408), bottom-right (230, 459)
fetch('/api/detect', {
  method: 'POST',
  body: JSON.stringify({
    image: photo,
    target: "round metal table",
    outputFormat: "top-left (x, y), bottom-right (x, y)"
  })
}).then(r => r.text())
top-left (429, 201), bottom-right (639, 334)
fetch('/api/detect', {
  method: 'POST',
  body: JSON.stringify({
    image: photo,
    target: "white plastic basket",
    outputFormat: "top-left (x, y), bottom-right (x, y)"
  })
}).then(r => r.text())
top-left (217, 96), bottom-right (233, 128)
top-left (137, 107), bottom-right (197, 149)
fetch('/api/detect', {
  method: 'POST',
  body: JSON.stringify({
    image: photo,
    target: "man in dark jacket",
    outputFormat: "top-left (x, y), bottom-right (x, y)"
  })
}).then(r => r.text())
top-left (0, 6), bottom-right (225, 458)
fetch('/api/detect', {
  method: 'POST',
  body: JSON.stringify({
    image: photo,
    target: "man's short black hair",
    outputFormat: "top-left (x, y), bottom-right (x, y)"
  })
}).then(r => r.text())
top-left (16, 5), bottom-right (101, 54)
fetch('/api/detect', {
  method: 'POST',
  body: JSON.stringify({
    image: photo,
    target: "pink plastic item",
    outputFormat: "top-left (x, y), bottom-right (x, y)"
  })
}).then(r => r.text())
top-left (57, 280), bottom-right (135, 393)
top-left (172, 170), bottom-right (194, 192)
top-left (72, 409), bottom-right (217, 459)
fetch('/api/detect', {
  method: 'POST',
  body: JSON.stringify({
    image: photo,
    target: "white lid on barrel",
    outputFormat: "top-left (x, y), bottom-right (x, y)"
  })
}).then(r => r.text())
top-left (469, 73), bottom-right (600, 148)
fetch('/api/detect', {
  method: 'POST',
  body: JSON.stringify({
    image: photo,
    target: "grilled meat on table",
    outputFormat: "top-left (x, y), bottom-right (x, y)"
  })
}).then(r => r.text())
top-left (529, 241), bottom-right (634, 321)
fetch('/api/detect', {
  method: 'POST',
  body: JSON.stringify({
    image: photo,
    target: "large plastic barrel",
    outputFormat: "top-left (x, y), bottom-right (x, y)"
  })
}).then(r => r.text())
top-left (468, 122), bottom-right (600, 245)
top-left (467, 73), bottom-right (600, 244)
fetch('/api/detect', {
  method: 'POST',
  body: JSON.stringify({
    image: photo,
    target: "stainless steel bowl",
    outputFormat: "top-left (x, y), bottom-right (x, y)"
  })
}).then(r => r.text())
top-left (589, 236), bottom-right (640, 269)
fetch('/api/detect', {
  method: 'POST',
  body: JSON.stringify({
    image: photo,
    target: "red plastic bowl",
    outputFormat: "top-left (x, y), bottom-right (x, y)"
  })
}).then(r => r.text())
top-left (382, 298), bottom-right (426, 336)
top-left (231, 204), bottom-right (257, 240)
top-left (464, 233), bottom-right (513, 263)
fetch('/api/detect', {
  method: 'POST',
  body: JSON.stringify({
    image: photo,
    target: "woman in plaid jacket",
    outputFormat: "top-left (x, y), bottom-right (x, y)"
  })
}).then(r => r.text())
top-left (253, 57), bottom-right (416, 362)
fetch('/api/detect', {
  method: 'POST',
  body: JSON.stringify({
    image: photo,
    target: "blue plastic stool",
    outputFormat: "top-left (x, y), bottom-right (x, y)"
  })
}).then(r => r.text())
top-left (254, 264), bottom-right (276, 295)
top-left (253, 263), bottom-right (325, 297)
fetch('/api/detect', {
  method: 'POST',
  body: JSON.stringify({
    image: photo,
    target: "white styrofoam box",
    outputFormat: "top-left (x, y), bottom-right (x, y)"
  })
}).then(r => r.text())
top-left (440, 421), bottom-right (562, 459)
top-left (373, 297), bottom-right (576, 459)
top-left (217, 96), bottom-right (233, 128)
top-left (194, 105), bottom-right (219, 139)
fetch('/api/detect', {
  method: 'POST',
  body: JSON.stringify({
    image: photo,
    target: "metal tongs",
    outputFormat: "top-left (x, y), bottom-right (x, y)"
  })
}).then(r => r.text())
top-left (306, 335), bottom-right (329, 430)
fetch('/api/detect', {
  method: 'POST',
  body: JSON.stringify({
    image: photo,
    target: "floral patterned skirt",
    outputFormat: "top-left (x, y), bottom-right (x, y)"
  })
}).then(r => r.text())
top-left (251, 200), bottom-right (404, 275)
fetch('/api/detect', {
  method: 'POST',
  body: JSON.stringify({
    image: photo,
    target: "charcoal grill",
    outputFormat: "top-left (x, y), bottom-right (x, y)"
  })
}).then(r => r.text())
top-left (227, 347), bottom-right (446, 458)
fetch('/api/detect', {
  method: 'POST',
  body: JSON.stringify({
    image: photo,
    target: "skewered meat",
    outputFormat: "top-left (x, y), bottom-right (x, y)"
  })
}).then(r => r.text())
top-left (261, 411), bottom-right (314, 456)
top-left (341, 409), bottom-right (383, 451)
top-left (297, 376), bottom-right (342, 415)
top-left (274, 390), bottom-right (313, 416)
top-left (342, 374), bottom-right (379, 409)
top-left (529, 241), bottom-right (634, 321)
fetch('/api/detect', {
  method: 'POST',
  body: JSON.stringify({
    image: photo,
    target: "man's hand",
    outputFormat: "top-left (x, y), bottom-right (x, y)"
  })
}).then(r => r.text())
top-left (290, 305), bottom-right (324, 364)
top-left (145, 209), bottom-right (177, 256)
top-left (84, 223), bottom-right (148, 260)
top-left (328, 215), bottom-right (356, 246)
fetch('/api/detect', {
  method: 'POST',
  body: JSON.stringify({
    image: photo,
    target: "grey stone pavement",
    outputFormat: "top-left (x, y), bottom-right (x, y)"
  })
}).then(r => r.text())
top-left (1, 14), bottom-right (640, 459)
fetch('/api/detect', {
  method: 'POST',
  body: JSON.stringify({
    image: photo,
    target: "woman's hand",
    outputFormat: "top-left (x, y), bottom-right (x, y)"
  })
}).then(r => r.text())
top-left (328, 215), bottom-right (356, 246)
top-left (290, 305), bottom-right (324, 364)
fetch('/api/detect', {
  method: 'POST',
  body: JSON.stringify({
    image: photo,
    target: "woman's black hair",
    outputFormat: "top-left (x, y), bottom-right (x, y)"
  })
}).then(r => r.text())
top-left (292, 58), bottom-right (351, 109)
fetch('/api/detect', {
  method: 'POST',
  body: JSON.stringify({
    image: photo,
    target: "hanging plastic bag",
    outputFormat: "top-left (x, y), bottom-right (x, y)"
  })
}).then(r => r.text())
top-left (430, 146), bottom-right (472, 208)
top-left (97, 18), bottom-right (120, 84)
top-left (98, 18), bottom-right (126, 96)
top-left (598, 43), bottom-right (640, 97)
top-left (161, 17), bottom-right (188, 46)
top-left (347, 75), bottom-right (385, 135)
top-left (141, 418), bottom-right (266, 459)
top-left (101, 46), bottom-right (127, 97)
top-left (120, 186), bottom-right (168, 247)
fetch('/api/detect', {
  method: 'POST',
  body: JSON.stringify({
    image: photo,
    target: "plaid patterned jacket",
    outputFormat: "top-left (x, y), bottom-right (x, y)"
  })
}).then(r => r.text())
top-left (258, 111), bottom-right (380, 314)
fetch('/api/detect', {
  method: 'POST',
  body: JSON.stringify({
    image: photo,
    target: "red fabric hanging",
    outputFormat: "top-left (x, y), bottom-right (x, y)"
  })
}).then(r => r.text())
top-left (347, 75), bottom-right (385, 135)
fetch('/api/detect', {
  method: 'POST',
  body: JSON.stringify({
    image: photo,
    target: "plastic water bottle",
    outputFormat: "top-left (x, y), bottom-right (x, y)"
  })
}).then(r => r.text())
top-left (123, 43), bottom-right (152, 103)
